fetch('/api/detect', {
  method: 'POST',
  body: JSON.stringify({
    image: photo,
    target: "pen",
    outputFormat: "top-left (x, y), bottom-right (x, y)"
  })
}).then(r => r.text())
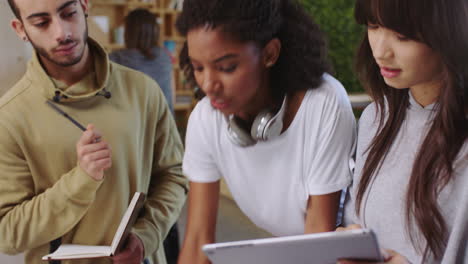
top-left (46, 100), bottom-right (86, 131)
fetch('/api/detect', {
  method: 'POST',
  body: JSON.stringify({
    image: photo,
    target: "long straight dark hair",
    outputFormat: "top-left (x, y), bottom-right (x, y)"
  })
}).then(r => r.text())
top-left (354, 0), bottom-right (468, 260)
top-left (124, 8), bottom-right (159, 59)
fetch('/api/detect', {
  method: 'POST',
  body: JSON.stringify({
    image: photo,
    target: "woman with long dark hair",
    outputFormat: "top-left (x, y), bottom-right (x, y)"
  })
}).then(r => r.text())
top-left (110, 8), bottom-right (175, 112)
top-left (341, 0), bottom-right (468, 263)
top-left (176, 0), bottom-right (357, 263)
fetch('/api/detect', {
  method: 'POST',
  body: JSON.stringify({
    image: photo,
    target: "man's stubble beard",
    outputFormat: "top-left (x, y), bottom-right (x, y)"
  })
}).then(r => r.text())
top-left (26, 22), bottom-right (89, 68)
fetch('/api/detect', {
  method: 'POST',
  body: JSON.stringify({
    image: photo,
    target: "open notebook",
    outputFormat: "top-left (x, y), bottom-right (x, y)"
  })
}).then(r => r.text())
top-left (42, 192), bottom-right (145, 260)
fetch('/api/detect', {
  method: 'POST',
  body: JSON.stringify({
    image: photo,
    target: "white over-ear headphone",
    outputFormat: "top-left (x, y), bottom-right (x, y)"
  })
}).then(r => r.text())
top-left (227, 96), bottom-right (287, 147)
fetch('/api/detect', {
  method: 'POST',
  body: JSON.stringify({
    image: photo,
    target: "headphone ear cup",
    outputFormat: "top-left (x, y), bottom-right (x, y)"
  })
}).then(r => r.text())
top-left (228, 116), bottom-right (256, 147)
top-left (250, 110), bottom-right (274, 141)
top-left (263, 115), bottom-right (283, 140)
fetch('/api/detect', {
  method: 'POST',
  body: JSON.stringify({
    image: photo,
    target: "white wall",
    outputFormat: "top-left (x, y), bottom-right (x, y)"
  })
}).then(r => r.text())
top-left (0, 1), bottom-right (32, 96)
top-left (0, 4), bottom-right (27, 264)
top-left (0, 253), bottom-right (23, 264)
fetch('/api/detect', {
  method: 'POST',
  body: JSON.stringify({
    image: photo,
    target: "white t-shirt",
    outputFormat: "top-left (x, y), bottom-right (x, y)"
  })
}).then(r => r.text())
top-left (183, 74), bottom-right (356, 236)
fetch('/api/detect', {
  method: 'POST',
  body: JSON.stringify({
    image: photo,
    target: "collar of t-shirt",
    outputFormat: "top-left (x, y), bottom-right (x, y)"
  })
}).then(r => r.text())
top-left (408, 89), bottom-right (436, 111)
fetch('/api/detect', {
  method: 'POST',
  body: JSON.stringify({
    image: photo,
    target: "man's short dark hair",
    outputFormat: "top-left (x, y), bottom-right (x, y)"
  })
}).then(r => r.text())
top-left (8, 0), bottom-right (21, 20)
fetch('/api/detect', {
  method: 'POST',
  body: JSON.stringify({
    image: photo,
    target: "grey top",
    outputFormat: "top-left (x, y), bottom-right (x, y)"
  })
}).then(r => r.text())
top-left (110, 46), bottom-right (173, 112)
top-left (344, 91), bottom-right (468, 264)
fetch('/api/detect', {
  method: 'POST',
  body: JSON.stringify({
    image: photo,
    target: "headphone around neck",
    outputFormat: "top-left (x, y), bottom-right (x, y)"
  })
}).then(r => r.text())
top-left (227, 96), bottom-right (287, 147)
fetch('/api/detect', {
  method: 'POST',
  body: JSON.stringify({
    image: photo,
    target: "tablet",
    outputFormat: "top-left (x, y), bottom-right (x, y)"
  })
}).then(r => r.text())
top-left (202, 229), bottom-right (383, 264)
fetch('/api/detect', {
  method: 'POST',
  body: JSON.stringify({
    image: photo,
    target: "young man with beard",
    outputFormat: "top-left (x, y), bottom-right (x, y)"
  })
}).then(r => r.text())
top-left (0, 0), bottom-right (188, 264)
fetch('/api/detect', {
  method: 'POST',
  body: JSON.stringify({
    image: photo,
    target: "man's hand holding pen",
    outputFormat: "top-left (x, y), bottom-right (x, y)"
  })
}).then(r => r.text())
top-left (76, 124), bottom-right (112, 181)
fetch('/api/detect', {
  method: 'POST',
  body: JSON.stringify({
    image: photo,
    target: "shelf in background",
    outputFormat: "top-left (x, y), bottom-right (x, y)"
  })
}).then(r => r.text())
top-left (348, 93), bottom-right (372, 110)
top-left (103, 43), bottom-right (124, 52)
top-left (91, 0), bottom-right (129, 6)
top-left (89, 0), bottom-right (193, 134)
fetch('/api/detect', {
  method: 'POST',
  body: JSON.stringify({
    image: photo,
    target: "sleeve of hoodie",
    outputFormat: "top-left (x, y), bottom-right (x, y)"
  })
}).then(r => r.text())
top-left (131, 77), bottom-right (189, 258)
top-left (0, 122), bottom-right (103, 254)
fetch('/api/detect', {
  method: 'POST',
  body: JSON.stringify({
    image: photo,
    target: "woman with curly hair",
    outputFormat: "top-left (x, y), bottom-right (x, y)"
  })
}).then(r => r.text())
top-left (176, 0), bottom-right (356, 263)
top-left (340, 0), bottom-right (468, 263)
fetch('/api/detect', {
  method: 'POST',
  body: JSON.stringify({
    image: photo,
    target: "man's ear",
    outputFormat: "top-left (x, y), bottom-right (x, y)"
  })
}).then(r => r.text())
top-left (11, 19), bottom-right (27, 42)
top-left (262, 38), bottom-right (281, 68)
top-left (80, 0), bottom-right (89, 16)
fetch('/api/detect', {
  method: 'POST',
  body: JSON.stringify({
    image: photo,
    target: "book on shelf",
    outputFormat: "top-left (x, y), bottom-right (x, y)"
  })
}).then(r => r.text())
top-left (42, 192), bottom-right (146, 261)
top-left (163, 40), bottom-right (177, 63)
top-left (167, 0), bottom-right (184, 10)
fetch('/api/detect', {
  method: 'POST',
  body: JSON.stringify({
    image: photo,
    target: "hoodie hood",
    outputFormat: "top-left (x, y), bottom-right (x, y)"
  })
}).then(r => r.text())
top-left (25, 37), bottom-right (111, 103)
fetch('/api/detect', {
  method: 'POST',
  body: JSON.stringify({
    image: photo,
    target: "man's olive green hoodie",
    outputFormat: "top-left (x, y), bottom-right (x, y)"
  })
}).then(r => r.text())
top-left (0, 38), bottom-right (188, 264)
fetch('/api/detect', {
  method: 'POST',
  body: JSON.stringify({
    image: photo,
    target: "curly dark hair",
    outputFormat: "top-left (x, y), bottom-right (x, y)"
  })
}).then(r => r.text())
top-left (176, 0), bottom-right (331, 99)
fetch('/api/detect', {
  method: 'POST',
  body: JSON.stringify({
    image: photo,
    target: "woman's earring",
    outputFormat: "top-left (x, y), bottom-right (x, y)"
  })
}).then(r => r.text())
top-left (85, 13), bottom-right (88, 18)
top-left (23, 36), bottom-right (28, 42)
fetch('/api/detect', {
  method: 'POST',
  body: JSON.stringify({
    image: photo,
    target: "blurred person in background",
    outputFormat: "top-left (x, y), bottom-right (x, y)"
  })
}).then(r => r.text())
top-left (110, 8), bottom-right (180, 264)
top-left (110, 8), bottom-right (175, 113)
